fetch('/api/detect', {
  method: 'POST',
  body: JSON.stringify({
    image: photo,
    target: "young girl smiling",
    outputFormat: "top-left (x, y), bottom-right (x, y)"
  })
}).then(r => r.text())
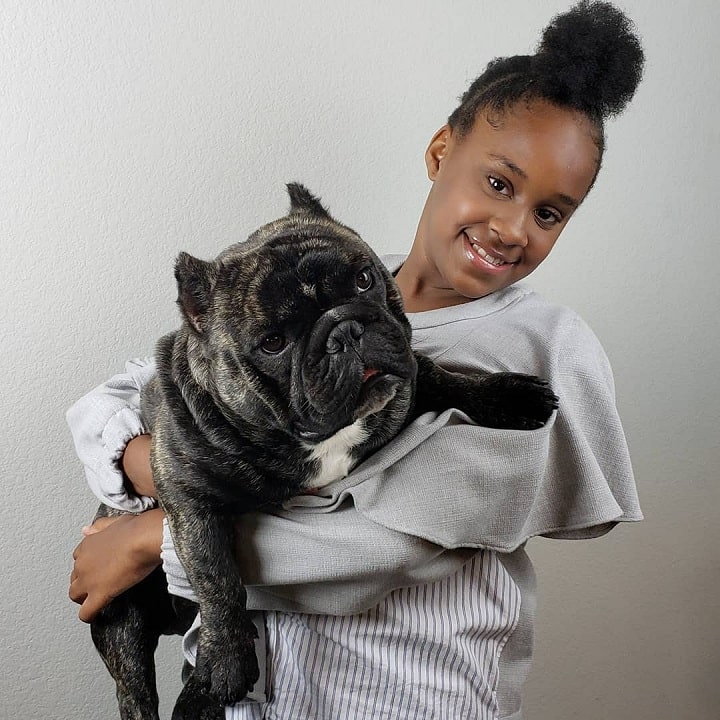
top-left (69, 3), bottom-right (644, 718)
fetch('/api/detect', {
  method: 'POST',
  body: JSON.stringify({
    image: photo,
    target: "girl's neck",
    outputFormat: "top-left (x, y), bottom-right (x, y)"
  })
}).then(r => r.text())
top-left (394, 257), bottom-right (474, 313)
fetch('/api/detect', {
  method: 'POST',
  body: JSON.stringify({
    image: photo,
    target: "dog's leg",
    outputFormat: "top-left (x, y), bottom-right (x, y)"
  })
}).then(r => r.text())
top-left (91, 577), bottom-right (162, 719)
top-left (161, 503), bottom-right (259, 717)
top-left (412, 353), bottom-right (558, 430)
top-left (90, 567), bottom-right (190, 720)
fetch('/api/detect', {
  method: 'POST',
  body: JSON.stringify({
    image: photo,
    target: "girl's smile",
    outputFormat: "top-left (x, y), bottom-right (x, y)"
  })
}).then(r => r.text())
top-left (396, 100), bottom-right (600, 312)
top-left (464, 231), bottom-right (518, 272)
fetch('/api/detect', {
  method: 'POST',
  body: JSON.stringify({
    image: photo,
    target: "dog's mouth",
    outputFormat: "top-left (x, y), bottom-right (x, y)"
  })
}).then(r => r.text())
top-left (362, 367), bottom-right (381, 383)
top-left (354, 369), bottom-right (402, 420)
top-left (294, 368), bottom-right (403, 441)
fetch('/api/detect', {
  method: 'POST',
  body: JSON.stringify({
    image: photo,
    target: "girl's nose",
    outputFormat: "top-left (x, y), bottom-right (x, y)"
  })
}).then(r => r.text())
top-left (490, 211), bottom-right (528, 247)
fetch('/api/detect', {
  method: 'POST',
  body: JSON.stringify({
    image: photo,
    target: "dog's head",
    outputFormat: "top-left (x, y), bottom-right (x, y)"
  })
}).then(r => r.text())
top-left (174, 184), bottom-right (416, 445)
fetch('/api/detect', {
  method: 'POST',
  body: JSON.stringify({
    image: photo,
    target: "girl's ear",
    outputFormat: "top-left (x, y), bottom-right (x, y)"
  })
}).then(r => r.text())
top-left (425, 125), bottom-right (452, 180)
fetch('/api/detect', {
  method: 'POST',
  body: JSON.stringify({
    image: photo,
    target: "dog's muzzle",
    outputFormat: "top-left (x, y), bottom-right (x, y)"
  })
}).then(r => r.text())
top-left (293, 304), bottom-right (413, 437)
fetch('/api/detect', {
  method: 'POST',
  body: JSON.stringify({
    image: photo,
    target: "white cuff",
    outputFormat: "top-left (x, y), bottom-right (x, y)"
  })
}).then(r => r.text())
top-left (66, 357), bottom-right (157, 512)
top-left (161, 517), bottom-right (197, 603)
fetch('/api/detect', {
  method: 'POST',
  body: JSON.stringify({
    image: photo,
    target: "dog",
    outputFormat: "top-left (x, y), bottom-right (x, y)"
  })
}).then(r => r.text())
top-left (90, 184), bottom-right (558, 719)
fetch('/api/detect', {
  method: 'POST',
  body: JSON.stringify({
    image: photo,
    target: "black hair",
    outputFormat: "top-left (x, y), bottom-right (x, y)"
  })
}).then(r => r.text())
top-left (447, 1), bottom-right (644, 170)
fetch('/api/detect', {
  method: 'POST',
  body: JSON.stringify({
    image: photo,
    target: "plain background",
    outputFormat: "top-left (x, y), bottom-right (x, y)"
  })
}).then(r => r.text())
top-left (1, 1), bottom-right (718, 718)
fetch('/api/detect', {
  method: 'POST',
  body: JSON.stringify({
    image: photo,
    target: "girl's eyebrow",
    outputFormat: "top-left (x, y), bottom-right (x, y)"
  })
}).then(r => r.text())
top-left (489, 153), bottom-right (579, 210)
top-left (488, 153), bottom-right (527, 179)
top-left (556, 193), bottom-right (579, 210)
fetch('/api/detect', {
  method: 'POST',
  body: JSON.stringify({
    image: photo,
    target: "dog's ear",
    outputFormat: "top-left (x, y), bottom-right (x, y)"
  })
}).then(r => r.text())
top-left (286, 182), bottom-right (332, 219)
top-left (175, 252), bottom-right (218, 335)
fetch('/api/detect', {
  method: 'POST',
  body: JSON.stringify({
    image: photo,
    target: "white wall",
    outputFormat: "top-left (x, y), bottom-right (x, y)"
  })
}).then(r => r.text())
top-left (1, 1), bottom-right (718, 718)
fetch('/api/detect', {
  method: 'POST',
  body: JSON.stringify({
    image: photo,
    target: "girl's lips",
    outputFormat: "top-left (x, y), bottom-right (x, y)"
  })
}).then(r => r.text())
top-left (463, 233), bottom-right (515, 274)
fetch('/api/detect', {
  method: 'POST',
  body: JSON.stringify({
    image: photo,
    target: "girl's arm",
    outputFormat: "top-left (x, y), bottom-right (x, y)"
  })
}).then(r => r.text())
top-left (67, 358), bottom-right (165, 620)
top-left (69, 424), bottom-right (162, 623)
top-left (121, 434), bottom-right (157, 498)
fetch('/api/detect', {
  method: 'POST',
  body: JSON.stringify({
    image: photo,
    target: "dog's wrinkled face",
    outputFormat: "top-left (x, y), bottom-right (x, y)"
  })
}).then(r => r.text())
top-left (174, 185), bottom-right (416, 443)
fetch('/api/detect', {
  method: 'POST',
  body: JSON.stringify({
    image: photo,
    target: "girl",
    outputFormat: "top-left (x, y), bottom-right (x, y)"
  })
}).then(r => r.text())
top-left (69, 3), bottom-right (644, 718)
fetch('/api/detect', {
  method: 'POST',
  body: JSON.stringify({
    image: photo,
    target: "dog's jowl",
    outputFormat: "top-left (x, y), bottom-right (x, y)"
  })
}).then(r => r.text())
top-left (90, 184), bottom-right (558, 720)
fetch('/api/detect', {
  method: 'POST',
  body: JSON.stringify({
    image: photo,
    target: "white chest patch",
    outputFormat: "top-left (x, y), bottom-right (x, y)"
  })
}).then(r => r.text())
top-left (304, 420), bottom-right (368, 488)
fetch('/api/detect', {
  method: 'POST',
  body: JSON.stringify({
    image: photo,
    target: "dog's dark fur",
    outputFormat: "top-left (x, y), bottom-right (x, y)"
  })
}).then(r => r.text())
top-left (90, 184), bottom-right (557, 719)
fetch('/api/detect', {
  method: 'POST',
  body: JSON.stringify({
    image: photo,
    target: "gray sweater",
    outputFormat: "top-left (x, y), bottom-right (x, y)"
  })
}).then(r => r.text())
top-left (67, 264), bottom-right (641, 718)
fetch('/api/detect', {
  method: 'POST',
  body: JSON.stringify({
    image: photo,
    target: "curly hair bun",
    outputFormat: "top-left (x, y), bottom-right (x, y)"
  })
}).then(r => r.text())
top-left (535, 1), bottom-right (645, 119)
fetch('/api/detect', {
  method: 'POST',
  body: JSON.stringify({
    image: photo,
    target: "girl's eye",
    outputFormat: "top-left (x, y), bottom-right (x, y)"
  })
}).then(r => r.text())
top-left (260, 334), bottom-right (287, 354)
top-left (356, 268), bottom-right (374, 292)
top-left (535, 208), bottom-right (562, 228)
top-left (488, 176), bottom-right (509, 194)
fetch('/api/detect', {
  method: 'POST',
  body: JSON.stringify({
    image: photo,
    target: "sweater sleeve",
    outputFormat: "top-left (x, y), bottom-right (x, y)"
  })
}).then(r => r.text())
top-left (66, 358), bottom-right (158, 512)
top-left (537, 314), bottom-right (641, 539)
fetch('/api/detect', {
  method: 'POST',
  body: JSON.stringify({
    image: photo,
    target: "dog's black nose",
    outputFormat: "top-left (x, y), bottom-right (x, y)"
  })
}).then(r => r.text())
top-left (326, 320), bottom-right (364, 354)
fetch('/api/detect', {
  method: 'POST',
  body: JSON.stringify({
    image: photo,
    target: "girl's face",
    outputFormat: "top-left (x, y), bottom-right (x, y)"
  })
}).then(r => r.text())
top-left (399, 100), bottom-right (599, 311)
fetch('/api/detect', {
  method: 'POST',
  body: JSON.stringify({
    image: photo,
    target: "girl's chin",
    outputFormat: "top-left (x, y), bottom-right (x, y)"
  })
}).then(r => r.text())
top-left (453, 276), bottom-right (505, 301)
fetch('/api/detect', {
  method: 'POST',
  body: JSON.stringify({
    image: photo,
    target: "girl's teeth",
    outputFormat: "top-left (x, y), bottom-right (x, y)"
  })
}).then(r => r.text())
top-left (471, 243), bottom-right (505, 267)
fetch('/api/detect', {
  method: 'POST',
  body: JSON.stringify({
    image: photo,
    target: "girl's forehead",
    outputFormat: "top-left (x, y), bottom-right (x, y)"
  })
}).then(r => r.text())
top-left (473, 103), bottom-right (594, 156)
top-left (460, 102), bottom-right (599, 195)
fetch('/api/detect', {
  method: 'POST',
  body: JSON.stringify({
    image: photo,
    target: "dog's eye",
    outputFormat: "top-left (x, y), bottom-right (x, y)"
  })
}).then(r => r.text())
top-left (260, 334), bottom-right (286, 354)
top-left (356, 268), bottom-right (374, 292)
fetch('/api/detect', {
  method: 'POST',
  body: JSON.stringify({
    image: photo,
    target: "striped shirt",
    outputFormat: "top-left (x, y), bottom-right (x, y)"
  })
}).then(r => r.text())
top-left (224, 550), bottom-right (523, 719)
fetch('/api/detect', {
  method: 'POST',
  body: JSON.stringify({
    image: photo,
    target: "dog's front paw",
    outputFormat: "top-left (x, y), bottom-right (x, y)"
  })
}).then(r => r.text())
top-left (207, 641), bottom-right (259, 704)
top-left (196, 617), bottom-right (260, 705)
top-left (471, 372), bottom-right (558, 430)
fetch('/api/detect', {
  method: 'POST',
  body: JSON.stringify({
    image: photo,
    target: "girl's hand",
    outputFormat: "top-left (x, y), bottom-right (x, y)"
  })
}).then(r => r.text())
top-left (69, 508), bottom-right (165, 623)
